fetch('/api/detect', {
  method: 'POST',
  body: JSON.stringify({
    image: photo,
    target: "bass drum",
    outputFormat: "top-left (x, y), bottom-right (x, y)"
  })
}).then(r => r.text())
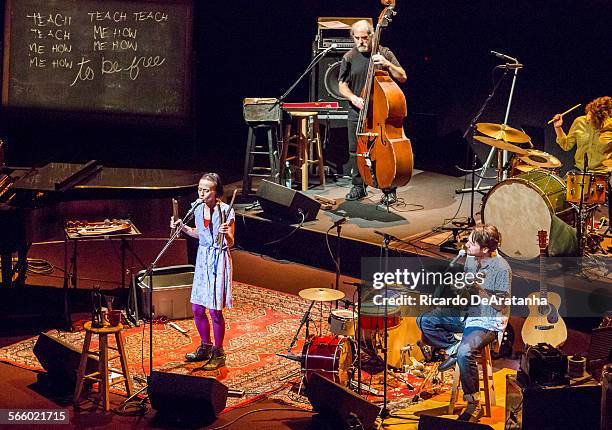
top-left (482, 169), bottom-right (571, 260)
top-left (301, 335), bottom-right (353, 385)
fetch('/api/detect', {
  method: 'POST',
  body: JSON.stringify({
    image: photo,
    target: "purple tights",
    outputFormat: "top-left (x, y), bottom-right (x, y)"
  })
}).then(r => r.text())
top-left (192, 303), bottom-right (225, 348)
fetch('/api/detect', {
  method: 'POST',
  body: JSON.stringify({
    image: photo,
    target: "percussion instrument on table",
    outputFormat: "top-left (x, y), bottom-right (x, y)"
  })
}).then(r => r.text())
top-left (566, 172), bottom-right (608, 205)
top-left (482, 169), bottom-right (573, 260)
top-left (301, 335), bottom-right (353, 385)
top-left (329, 309), bottom-right (356, 337)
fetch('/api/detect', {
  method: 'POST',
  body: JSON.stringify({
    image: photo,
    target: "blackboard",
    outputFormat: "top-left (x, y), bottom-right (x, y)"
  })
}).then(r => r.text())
top-left (2, 0), bottom-right (193, 117)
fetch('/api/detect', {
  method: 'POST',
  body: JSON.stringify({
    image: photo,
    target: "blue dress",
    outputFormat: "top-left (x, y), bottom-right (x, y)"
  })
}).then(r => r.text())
top-left (191, 201), bottom-right (234, 310)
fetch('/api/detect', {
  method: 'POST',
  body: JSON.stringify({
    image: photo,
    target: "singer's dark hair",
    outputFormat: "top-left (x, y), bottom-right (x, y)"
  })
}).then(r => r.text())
top-left (470, 224), bottom-right (501, 252)
top-left (200, 173), bottom-right (224, 199)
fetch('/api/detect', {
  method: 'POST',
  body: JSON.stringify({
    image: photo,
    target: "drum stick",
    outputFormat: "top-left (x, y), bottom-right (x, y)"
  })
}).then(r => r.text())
top-left (547, 103), bottom-right (581, 125)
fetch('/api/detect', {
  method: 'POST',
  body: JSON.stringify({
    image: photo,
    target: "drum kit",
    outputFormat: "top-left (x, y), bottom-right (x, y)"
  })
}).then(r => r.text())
top-left (283, 286), bottom-right (424, 403)
top-left (474, 122), bottom-right (609, 259)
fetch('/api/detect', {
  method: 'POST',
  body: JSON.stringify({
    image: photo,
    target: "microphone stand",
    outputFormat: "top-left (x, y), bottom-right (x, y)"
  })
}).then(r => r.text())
top-left (456, 64), bottom-right (509, 195)
top-left (136, 201), bottom-right (201, 398)
top-left (500, 62), bottom-right (521, 180)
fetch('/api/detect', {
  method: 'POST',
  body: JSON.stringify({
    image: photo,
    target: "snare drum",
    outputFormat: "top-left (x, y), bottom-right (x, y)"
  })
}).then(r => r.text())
top-left (301, 335), bottom-right (353, 384)
top-left (329, 309), bottom-right (356, 337)
top-left (565, 172), bottom-right (608, 205)
top-left (483, 169), bottom-right (570, 260)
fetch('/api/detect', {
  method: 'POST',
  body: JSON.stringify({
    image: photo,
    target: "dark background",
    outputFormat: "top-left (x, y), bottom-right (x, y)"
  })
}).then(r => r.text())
top-left (1, 0), bottom-right (610, 181)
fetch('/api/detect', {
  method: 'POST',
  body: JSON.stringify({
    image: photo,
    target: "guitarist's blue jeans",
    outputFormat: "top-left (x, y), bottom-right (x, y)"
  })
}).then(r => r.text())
top-left (417, 308), bottom-right (497, 395)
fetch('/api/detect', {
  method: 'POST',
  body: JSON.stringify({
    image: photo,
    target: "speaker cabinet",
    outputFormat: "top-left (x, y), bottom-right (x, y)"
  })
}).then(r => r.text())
top-left (418, 415), bottom-right (494, 429)
top-left (505, 373), bottom-right (600, 430)
top-left (148, 371), bottom-right (228, 422)
top-left (256, 180), bottom-right (321, 223)
top-left (33, 332), bottom-right (99, 390)
top-left (310, 50), bottom-right (350, 126)
top-left (306, 372), bottom-right (380, 430)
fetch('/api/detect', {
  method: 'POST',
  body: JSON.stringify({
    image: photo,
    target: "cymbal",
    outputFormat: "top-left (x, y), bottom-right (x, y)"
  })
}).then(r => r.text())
top-left (299, 287), bottom-right (345, 302)
top-left (474, 135), bottom-right (528, 155)
top-left (518, 149), bottom-right (562, 169)
top-left (475, 123), bottom-right (531, 143)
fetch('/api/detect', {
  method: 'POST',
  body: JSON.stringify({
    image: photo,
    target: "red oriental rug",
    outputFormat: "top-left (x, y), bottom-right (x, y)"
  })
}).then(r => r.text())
top-left (0, 281), bottom-right (434, 410)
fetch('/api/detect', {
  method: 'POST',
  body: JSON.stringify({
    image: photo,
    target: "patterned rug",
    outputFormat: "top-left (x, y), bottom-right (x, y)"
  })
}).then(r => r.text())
top-left (0, 281), bottom-right (435, 411)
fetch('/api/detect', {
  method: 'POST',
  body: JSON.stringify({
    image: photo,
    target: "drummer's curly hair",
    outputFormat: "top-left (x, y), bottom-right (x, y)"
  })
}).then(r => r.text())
top-left (586, 96), bottom-right (612, 130)
top-left (470, 224), bottom-right (501, 252)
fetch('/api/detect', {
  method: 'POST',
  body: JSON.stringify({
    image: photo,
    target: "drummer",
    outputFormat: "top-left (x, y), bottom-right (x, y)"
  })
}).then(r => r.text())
top-left (553, 96), bottom-right (612, 171)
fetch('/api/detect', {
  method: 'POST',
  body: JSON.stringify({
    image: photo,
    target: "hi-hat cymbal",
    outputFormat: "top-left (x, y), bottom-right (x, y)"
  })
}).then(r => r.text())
top-left (518, 149), bottom-right (562, 169)
top-left (475, 123), bottom-right (531, 143)
top-left (474, 135), bottom-right (528, 155)
top-left (299, 287), bottom-right (345, 302)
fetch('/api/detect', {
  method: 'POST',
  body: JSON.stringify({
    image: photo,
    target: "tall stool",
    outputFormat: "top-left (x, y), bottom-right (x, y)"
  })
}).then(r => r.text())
top-left (242, 123), bottom-right (281, 197)
top-left (280, 111), bottom-right (325, 191)
top-left (74, 321), bottom-right (134, 411)
top-left (447, 337), bottom-right (499, 417)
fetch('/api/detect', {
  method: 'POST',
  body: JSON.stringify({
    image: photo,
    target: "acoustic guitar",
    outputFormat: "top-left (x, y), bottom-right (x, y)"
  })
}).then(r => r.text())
top-left (521, 230), bottom-right (567, 347)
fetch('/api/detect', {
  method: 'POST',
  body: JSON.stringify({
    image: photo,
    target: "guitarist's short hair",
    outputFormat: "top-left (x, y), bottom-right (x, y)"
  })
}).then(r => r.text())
top-left (471, 224), bottom-right (501, 252)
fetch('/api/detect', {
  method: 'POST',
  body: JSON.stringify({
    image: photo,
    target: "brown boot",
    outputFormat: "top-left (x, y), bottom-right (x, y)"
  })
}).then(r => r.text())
top-left (200, 347), bottom-right (226, 370)
top-left (185, 343), bottom-right (213, 362)
top-left (458, 393), bottom-right (484, 422)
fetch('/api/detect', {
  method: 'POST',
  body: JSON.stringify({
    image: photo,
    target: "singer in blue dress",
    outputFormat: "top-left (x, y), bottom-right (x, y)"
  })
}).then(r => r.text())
top-left (171, 173), bottom-right (234, 370)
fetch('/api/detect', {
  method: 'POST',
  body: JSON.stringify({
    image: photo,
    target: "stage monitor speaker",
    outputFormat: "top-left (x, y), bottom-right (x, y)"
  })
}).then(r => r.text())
top-left (256, 180), bottom-right (321, 223)
top-left (148, 371), bottom-right (228, 422)
top-left (417, 415), bottom-right (494, 430)
top-left (33, 332), bottom-right (99, 390)
top-left (306, 372), bottom-right (380, 430)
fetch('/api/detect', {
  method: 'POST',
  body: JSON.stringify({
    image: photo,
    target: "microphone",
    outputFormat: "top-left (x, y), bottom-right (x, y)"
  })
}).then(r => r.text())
top-left (449, 249), bottom-right (467, 268)
top-left (498, 63), bottom-right (523, 69)
top-left (332, 216), bottom-right (348, 228)
top-left (374, 230), bottom-right (401, 242)
top-left (491, 50), bottom-right (518, 62)
top-left (184, 198), bottom-right (203, 219)
top-left (276, 352), bottom-right (302, 362)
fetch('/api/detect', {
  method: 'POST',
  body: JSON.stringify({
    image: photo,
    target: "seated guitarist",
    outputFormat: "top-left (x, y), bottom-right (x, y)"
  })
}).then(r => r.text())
top-left (417, 224), bottom-right (512, 423)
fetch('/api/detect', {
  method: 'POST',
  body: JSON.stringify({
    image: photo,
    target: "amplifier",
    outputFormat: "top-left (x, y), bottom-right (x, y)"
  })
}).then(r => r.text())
top-left (243, 98), bottom-right (281, 124)
top-left (520, 343), bottom-right (568, 386)
top-left (505, 373), bottom-right (600, 430)
top-left (317, 37), bottom-right (353, 51)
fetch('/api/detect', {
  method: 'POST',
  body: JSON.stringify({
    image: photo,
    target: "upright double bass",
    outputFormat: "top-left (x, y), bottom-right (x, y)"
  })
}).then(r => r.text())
top-left (356, 0), bottom-right (413, 192)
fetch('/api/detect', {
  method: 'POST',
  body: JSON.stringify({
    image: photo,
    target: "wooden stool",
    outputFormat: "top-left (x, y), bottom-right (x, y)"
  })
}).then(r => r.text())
top-left (74, 321), bottom-right (134, 411)
top-left (280, 111), bottom-right (325, 191)
top-left (447, 340), bottom-right (498, 417)
top-left (242, 123), bottom-right (281, 197)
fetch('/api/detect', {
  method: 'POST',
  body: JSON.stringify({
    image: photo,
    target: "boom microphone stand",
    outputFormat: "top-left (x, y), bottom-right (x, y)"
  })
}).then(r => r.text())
top-left (126, 199), bottom-right (202, 403)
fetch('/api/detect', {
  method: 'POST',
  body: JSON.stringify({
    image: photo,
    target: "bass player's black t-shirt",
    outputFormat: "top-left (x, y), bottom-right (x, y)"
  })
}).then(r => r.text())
top-left (338, 46), bottom-right (401, 120)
